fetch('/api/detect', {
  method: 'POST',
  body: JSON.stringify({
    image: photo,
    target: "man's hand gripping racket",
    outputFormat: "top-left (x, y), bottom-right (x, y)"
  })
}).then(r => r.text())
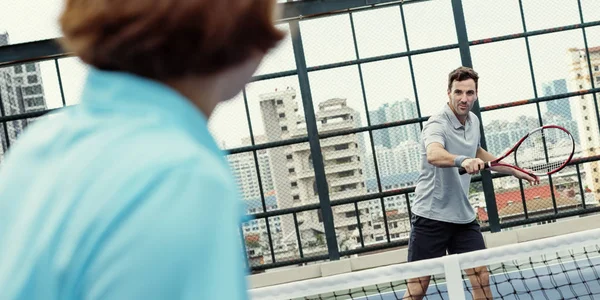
top-left (458, 125), bottom-right (575, 180)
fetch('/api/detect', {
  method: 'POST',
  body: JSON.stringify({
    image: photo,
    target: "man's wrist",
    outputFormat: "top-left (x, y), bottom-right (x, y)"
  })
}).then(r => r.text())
top-left (454, 155), bottom-right (469, 168)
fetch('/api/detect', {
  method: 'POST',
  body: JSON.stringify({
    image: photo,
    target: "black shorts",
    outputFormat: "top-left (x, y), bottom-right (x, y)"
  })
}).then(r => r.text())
top-left (407, 214), bottom-right (486, 262)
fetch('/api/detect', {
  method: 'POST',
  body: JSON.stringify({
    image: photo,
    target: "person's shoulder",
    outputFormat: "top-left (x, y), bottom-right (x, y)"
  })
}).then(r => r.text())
top-left (424, 108), bottom-right (450, 128)
top-left (129, 128), bottom-right (231, 180)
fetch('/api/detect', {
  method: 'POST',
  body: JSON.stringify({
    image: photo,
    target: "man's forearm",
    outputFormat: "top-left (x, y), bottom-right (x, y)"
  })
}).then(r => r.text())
top-left (476, 147), bottom-right (515, 175)
top-left (427, 147), bottom-right (463, 168)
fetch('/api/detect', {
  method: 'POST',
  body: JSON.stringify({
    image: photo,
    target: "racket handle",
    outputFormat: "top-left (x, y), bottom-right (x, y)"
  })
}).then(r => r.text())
top-left (458, 162), bottom-right (490, 175)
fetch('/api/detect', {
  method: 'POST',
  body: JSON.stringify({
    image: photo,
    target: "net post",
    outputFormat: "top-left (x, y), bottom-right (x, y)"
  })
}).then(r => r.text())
top-left (442, 254), bottom-right (466, 300)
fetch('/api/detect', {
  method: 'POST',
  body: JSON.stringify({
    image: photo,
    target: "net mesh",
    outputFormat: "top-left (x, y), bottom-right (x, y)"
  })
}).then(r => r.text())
top-left (249, 228), bottom-right (600, 300)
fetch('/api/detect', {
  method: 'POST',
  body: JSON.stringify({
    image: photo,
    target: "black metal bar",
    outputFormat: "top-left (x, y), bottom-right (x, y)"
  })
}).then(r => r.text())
top-left (0, 38), bottom-right (69, 68)
top-left (293, 213), bottom-right (304, 258)
top-left (279, 0), bottom-right (432, 20)
top-left (399, 2), bottom-right (423, 131)
top-left (405, 193), bottom-right (413, 221)
top-left (353, 202), bottom-right (365, 247)
top-left (241, 87), bottom-right (276, 264)
top-left (250, 70), bottom-right (298, 83)
top-left (469, 20), bottom-right (600, 46)
top-left (576, 164), bottom-right (587, 210)
top-left (306, 43), bottom-right (459, 73)
top-left (517, 0), bottom-right (558, 215)
top-left (578, 0), bottom-right (600, 139)
top-left (518, 180), bottom-right (529, 219)
top-left (348, 11), bottom-right (390, 244)
top-left (451, 0), bottom-right (500, 232)
top-left (480, 88), bottom-right (600, 112)
top-left (0, 107), bottom-right (60, 123)
top-left (0, 91), bottom-right (9, 153)
top-left (289, 20), bottom-right (339, 260)
top-left (54, 59), bottom-right (67, 107)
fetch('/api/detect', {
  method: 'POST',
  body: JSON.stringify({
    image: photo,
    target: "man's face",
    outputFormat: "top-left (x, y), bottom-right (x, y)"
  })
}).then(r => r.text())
top-left (447, 79), bottom-right (477, 119)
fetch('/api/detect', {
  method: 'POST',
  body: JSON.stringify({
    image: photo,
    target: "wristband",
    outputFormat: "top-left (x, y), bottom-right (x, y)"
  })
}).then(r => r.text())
top-left (454, 155), bottom-right (468, 168)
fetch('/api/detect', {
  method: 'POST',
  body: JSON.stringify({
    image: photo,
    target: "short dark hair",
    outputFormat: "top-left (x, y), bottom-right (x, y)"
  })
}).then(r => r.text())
top-left (447, 66), bottom-right (479, 91)
top-left (59, 0), bottom-right (285, 81)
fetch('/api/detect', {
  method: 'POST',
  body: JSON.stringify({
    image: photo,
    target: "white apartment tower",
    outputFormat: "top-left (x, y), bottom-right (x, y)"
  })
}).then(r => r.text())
top-left (567, 46), bottom-right (600, 201)
top-left (0, 32), bottom-right (47, 157)
top-left (259, 88), bottom-right (375, 256)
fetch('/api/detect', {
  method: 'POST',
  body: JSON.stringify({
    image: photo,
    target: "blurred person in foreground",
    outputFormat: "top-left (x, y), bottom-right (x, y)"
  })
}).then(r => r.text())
top-left (0, 1), bottom-right (283, 299)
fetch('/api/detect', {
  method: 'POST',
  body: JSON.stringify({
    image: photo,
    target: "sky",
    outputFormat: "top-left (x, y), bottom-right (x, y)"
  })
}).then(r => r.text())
top-left (1, 0), bottom-right (600, 151)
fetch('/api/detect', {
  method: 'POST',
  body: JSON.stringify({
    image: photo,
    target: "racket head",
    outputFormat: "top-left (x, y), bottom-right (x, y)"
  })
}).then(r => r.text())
top-left (513, 125), bottom-right (575, 176)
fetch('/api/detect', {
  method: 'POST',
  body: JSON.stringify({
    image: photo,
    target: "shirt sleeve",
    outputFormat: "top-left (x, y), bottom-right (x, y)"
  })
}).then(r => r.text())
top-left (84, 161), bottom-right (249, 300)
top-left (422, 118), bottom-right (446, 149)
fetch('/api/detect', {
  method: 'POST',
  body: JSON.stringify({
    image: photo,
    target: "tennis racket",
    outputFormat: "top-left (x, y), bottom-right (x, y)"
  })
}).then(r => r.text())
top-left (458, 125), bottom-right (575, 176)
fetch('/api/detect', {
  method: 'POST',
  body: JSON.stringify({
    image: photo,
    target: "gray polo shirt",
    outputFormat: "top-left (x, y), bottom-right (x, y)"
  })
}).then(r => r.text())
top-left (411, 103), bottom-right (481, 224)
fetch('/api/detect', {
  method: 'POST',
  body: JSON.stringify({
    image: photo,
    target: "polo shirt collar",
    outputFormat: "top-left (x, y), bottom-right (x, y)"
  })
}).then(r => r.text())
top-left (444, 102), bottom-right (471, 129)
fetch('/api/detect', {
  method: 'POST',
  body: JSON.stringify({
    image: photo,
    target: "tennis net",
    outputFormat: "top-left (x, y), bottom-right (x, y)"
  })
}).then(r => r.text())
top-left (249, 228), bottom-right (600, 300)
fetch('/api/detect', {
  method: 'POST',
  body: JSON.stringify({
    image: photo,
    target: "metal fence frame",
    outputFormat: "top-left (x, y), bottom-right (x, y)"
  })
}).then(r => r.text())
top-left (1, 0), bottom-right (600, 271)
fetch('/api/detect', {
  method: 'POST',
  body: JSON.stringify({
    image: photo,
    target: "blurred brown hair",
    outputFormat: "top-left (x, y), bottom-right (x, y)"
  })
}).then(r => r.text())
top-left (59, 0), bottom-right (285, 80)
top-left (447, 66), bottom-right (479, 91)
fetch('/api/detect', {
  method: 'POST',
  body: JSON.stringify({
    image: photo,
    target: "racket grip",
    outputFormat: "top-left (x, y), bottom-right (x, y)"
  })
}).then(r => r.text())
top-left (458, 162), bottom-right (490, 175)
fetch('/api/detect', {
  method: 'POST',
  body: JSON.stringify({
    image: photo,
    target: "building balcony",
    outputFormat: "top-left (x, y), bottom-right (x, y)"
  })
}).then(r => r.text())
top-left (323, 148), bottom-right (358, 161)
top-left (324, 161), bottom-right (361, 174)
top-left (329, 175), bottom-right (364, 187)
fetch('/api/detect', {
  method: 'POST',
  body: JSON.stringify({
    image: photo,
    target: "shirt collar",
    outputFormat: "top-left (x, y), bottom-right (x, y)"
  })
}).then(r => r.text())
top-left (443, 102), bottom-right (471, 129)
top-left (80, 68), bottom-right (225, 158)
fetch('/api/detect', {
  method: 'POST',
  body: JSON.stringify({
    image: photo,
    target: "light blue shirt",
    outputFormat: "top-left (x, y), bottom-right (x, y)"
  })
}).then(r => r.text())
top-left (411, 103), bottom-right (481, 224)
top-left (0, 69), bottom-right (249, 299)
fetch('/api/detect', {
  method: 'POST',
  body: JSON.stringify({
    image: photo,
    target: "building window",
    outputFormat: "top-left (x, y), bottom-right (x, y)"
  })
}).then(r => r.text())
top-left (291, 181), bottom-right (297, 188)
top-left (25, 64), bottom-right (36, 72)
top-left (281, 126), bottom-right (288, 131)
top-left (27, 75), bottom-right (38, 84)
top-left (589, 137), bottom-right (593, 142)
top-left (583, 105), bottom-right (587, 110)
top-left (13, 65), bottom-right (22, 73)
top-left (279, 113), bottom-right (285, 118)
top-left (288, 168), bottom-right (295, 174)
top-left (334, 144), bottom-right (349, 151)
top-left (286, 154), bottom-right (293, 160)
top-left (276, 99), bottom-right (283, 105)
top-left (293, 195), bottom-right (300, 200)
top-left (587, 126), bottom-right (591, 131)
top-left (595, 65), bottom-right (599, 71)
top-left (585, 116), bottom-right (589, 120)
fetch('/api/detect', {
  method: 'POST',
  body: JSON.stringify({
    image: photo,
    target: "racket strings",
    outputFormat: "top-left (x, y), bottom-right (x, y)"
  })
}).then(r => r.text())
top-left (516, 128), bottom-right (573, 175)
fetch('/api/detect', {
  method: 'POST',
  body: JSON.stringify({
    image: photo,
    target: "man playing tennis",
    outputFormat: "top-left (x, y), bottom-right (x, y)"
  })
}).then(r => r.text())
top-left (403, 66), bottom-right (539, 300)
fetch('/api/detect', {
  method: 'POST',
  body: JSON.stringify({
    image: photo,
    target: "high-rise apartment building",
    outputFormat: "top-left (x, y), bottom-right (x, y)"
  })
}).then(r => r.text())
top-left (0, 32), bottom-right (48, 157)
top-left (258, 88), bottom-right (375, 258)
top-left (567, 46), bottom-right (600, 201)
